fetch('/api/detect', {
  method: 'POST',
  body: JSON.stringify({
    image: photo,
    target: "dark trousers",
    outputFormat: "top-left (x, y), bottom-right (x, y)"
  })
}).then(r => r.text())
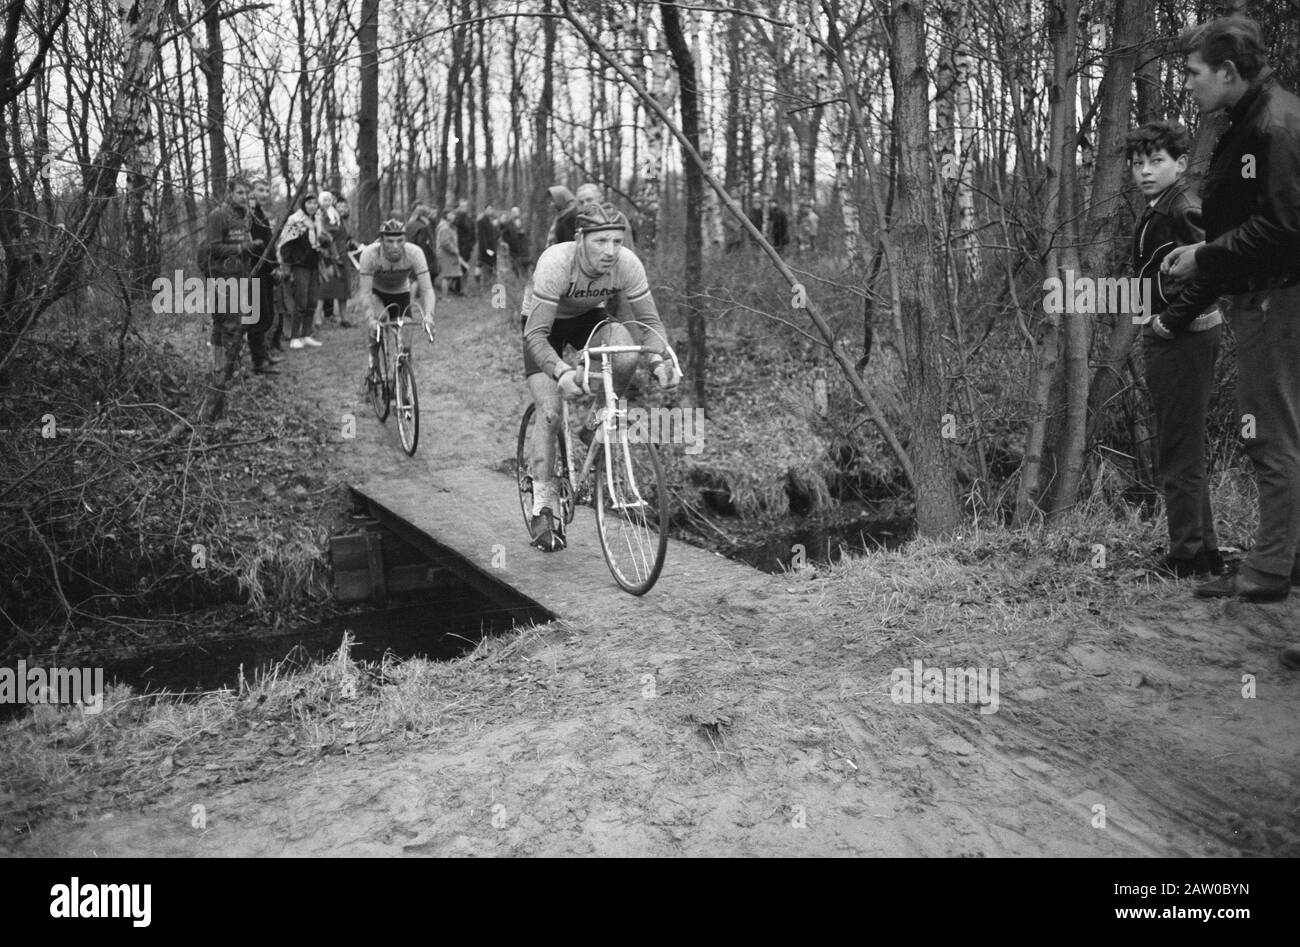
top-left (287, 265), bottom-right (319, 339)
top-left (198, 312), bottom-right (246, 423)
top-left (246, 275), bottom-right (272, 365)
top-left (1143, 325), bottom-right (1221, 558)
top-left (1230, 284), bottom-right (1300, 580)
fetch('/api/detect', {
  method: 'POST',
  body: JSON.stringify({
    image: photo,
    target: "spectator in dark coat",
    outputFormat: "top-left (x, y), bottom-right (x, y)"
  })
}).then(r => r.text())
top-left (452, 198), bottom-right (474, 295)
top-left (476, 203), bottom-right (499, 288)
top-left (500, 205), bottom-right (532, 277)
top-left (547, 185), bottom-right (577, 245)
top-left (404, 204), bottom-right (438, 281)
top-left (768, 197), bottom-right (790, 251)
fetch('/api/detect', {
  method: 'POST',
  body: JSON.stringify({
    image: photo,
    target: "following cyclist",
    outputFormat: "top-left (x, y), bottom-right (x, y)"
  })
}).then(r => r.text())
top-left (521, 202), bottom-right (682, 552)
top-left (359, 218), bottom-right (438, 384)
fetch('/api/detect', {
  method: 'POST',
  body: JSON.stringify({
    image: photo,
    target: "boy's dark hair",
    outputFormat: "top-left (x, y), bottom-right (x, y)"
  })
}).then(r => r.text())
top-left (1180, 16), bottom-right (1267, 82)
top-left (1125, 120), bottom-right (1191, 162)
top-left (226, 173), bottom-right (251, 193)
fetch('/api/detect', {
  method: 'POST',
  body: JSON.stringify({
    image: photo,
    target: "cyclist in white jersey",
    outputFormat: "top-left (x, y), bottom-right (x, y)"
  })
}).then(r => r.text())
top-left (359, 218), bottom-right (437, 378)
top-left (521, 203), bottom-right (681, 551)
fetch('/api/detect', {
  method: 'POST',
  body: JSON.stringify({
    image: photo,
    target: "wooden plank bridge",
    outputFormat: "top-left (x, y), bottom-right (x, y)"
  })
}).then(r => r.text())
top-left (345, 466), bottom-right (774, 627)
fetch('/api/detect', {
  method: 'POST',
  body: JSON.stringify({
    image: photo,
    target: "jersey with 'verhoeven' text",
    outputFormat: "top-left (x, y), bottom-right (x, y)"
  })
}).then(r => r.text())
top-left (525, 242), bottom-right (650, 319)
top-left (522, 242), bottom-right (667, 379)
top-left (359, 242), bottom-right (429, 294)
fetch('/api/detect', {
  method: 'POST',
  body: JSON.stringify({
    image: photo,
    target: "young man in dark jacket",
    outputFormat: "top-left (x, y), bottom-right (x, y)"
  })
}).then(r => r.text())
top-left (1130, 121), bottom-right (1223, 578)
top-left (246, 178), bottom-right (280, 372)
top-left (1156, 17), bottom-right (1300, 609)
top-left (197, 176), bottom-right (261, 423)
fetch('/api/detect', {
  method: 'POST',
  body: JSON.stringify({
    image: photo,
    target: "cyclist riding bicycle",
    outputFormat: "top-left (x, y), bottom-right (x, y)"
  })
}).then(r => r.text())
top-left (521, 202), bottom-right (682, 552)
top-left (359, 218), bottom-right (438, 380)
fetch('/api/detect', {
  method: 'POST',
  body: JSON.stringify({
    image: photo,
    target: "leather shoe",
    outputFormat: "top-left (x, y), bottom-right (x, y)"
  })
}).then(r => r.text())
top-left (1193, 549), bottom-right (1226, 576)
top-left (1195, 572), bottom-right (1290, 602)
top-left (253, 364), bottom-right (280, 375)
top-left (263, 353), bottom-right (283, 365)
top-left (1280, 645), bottom-right (1300, 670)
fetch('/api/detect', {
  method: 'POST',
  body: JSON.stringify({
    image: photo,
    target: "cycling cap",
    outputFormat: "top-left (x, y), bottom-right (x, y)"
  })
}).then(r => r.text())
top-left (379, 218), bottom-right (405, 236)
top-left (576, 203), bottom-right (628, 235)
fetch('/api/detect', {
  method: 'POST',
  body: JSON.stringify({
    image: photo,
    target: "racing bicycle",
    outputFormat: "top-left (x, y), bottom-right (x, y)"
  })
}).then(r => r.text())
top-left (366, 300), bottom-right (435, 456)
top-left (515, 320), bottom-right (681, 595)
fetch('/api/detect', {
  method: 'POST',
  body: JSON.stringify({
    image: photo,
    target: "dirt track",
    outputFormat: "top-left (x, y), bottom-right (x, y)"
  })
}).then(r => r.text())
top-left (10, 295), bottom-right (1300, 857)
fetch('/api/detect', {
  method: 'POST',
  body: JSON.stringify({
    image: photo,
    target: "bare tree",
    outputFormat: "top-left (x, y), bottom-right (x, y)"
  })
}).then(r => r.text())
top-left (661, 0), bottom-right (707, 408)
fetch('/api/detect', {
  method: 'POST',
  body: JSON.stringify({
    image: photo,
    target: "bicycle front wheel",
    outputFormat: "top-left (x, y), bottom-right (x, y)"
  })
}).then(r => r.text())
top-left (594, 431), bottom-right (668, 595)
top-left (369, 330), bottom-right (391, 423)
top-left (395, 357), bottom-right (419, 455)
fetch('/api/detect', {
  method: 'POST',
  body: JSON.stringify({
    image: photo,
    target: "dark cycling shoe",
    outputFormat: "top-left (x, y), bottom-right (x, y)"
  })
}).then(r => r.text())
top-left (529, 508), bottom-right (566, 552)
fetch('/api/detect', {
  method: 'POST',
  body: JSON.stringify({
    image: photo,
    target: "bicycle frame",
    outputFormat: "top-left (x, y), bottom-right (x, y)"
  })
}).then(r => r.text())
top-left (556, 319), bottom-right (682, 510)
top-left (371, 302), bottom-right (436, 357)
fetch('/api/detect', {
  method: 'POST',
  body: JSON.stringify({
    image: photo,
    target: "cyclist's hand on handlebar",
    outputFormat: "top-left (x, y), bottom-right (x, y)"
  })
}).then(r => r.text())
top-left (556, 368), bottom-right (584, 398)
top-left (653, 358), bottom-right (681, 390)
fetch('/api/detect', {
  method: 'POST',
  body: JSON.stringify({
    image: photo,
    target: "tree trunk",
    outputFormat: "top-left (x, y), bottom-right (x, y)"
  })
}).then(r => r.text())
top-left (1083, 0), bottom-right (1145, 450)
top-left (293, 0), bottom-right (313, 184)
top-left (661, 1), bottom-right (706, 409)
top-left (356, 0), bottom-right (380, 241)
top-left (633, 18), bottom-right (673, 252)
top-left (530, 0), bottom-right (556, 254)
top-left (477, 10), bottom-right (497, 200)
top-left (891, 0), bottom-right (962, 535)
top-left (201, 0), bottom-right (226, 197)
top-left (1014, 0), bottom-right (1079, 523)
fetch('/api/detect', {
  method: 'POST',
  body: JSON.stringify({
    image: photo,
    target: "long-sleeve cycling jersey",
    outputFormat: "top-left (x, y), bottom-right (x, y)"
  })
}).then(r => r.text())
top-left (522, 241), bottom-right (669, 379)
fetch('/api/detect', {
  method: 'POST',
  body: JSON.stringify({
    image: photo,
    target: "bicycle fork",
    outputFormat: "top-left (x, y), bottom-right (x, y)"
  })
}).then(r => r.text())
top-left (565, 377), bottom-right (649, 513)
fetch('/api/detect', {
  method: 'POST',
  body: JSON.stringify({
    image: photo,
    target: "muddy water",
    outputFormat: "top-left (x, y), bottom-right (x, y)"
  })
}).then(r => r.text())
top-left (726, 511), bottom-right (913, 573)
top-left (92, 586), bottom-right (548, 698)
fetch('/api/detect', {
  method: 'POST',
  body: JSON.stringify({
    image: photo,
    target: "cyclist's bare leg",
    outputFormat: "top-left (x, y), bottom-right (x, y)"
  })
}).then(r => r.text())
top-left (527, 371), bottom-right (562, 511)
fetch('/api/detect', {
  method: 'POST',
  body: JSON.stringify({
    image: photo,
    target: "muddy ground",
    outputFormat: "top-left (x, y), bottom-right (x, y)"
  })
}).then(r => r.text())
top-left (4, 292), bottom-right (1298, 857)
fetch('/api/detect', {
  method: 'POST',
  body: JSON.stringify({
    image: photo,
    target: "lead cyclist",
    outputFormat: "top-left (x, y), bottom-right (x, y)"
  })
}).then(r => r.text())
top-left (522, 203), bottom-right (682, 552)
top-left (359, 217), bottom-right (438, 381)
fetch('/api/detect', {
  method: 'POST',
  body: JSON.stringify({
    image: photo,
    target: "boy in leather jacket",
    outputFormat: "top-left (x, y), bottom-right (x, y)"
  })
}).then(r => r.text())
top-left (1129, 120), bottom-right (1225, 579)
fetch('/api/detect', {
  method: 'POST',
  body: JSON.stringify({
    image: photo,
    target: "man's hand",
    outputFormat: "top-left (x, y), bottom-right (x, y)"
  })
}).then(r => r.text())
top-left (1148, 315), bottom-right (1176, 340)
top-left (556, 368), bottom-right (583, 398)
top-left (652, 357), bottom-right (681, 390)
top-left (1161, 242), bottom-right (1203, 282)
top-left (277, 264), bottom-right (291, 281)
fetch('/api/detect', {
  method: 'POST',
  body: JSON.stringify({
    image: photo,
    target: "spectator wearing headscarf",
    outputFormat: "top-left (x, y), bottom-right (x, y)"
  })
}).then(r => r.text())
top-left (276, 192), bottom-right (326, 348)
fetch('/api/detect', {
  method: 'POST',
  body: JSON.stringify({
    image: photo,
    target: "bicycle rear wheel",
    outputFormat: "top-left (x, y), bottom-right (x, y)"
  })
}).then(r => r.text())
top-left (395, 357), bottom-right (419, 455)
top-left (516, 403), bottom-right (573, 531)
top-left (368, 330), bottom-right (391, 422)
top-left (594, 428), bottom-right (668, 594)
